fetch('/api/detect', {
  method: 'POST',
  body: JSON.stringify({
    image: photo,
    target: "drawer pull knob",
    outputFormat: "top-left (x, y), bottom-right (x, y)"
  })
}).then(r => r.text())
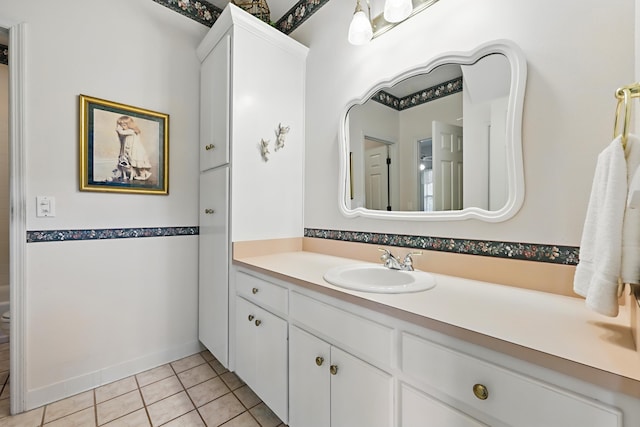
top-left (255, 319), bottom-right (262, 326)
top-left (252, 288), bottom-right (259, 294)
top-left (204, 208), bottom-right (215, 214)
top-left (473, 384), bottom-right (489, 400)
top-left (315, 357), bottom-right (324, 366)
top-left (205, 144), bottom-right (215, 151)
top-left (330, 365), bottom-right (338, 375)
top-left (248, 315), bottom-right (254, 322)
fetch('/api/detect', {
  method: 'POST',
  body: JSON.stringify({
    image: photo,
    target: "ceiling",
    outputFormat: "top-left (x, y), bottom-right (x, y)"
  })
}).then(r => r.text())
top-left (207, 0), bottom-right (301, 24)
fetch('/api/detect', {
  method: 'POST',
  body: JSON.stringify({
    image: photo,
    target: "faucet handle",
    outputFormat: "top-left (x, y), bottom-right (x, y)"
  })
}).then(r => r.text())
top-left (378, 247), bottom-right (393, 260)
top-left (403, 251), bottom-right (422, 261)
top-left (402, 251), bottom-right (422, 271)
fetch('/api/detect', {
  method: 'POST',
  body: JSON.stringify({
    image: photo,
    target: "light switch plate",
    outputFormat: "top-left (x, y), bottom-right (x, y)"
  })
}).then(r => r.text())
top-left (36, 196), bottom-right (55, 217)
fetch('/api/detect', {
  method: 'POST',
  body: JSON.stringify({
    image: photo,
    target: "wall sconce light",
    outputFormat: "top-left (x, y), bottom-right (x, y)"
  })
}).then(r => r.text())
top-left (348, 0), bottom-right (440, 45)
top-left (384, 0), bottom-right (412, 23)
top-left (348, 0), bottom-right (373, 45)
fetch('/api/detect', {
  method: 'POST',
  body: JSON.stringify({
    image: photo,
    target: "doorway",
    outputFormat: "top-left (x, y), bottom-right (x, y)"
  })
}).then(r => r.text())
top-left (363, 137), bottom-right (394, 211)
top-left (0, 20), bottom-right (27, 415)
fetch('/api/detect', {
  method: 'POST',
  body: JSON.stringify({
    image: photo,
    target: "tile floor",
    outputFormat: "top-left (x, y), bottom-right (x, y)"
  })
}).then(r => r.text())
top-left (0, 348), bottom-right (287, 427)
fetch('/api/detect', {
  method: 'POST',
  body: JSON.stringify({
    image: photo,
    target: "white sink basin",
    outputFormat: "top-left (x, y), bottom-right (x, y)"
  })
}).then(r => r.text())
top-left (323, 263), bottom-right (436, 294)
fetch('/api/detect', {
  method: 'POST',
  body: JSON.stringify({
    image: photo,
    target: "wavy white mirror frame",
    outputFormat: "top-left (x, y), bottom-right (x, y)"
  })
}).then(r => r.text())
top-left (338, 39), bottom-right (527, 222)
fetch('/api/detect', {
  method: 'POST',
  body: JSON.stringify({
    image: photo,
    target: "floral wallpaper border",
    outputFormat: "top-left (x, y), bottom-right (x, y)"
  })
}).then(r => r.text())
top-left (27, 226), bottom-right (198, 243)
top-left (152, 0), bottom-right (330, 34)
top-left (152, 0), bottom-right (222, 27)
top-left (274, 0), bottom-right (331, 35)
top-left (372, 77), bottom-right (463, 111)
top-left (304, 228), bottom-right (580, 266)
top-left (0, 44), bottom-right (7, 66)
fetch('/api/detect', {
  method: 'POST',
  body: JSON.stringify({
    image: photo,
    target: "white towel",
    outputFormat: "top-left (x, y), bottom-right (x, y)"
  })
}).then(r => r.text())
top-left (573, 135), bottom-right (628, 317)
top-left (621, 134), bottom-right (640, 283)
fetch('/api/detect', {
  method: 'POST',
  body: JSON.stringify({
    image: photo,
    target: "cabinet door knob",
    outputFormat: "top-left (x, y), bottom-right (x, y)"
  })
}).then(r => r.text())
top-left (205, 144), bottom-right (215, 151)
top-left (204, 208), bottom-right (215, 214)
top-left (255, 319), bottom-right (262, 327)
top-left (248, 315), bottom-right (254, 322)
top-left (252, 287), bottom-right (259, 294)
top-left (315, 357), bottom-right (324, 366)
top-left (473, 384), bottom-right (489, 400)
top-left (330, 365), bottom-right (338, 375)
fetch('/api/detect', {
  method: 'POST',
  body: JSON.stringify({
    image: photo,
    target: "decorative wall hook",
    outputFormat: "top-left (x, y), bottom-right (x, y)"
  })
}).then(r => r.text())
top-left (260, 139), bottom-right (270, 161)
top-left (275, 123), bottom-right (290, 151)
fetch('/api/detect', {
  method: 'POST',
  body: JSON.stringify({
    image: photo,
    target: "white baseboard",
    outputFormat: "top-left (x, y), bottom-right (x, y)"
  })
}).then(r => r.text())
top-left (24, 340), bottom-right (203, 411)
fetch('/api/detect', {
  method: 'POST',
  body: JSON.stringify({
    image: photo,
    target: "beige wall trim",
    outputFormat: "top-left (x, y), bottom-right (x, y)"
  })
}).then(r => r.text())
top-left (303, 237), bottom-right (578, 297)
top-left (233, 237), bottom-right (303, 259)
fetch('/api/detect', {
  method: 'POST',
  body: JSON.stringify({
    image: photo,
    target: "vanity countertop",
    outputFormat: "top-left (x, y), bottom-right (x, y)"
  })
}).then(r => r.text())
top-left (233, 250), bottom-right (640, 398)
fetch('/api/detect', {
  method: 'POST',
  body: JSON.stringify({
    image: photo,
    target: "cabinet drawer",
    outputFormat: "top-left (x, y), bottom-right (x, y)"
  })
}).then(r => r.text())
top-left (290, 292), bottom-right (393, 367)
top-left (400, 382), bottom-right (488, 427)
top-left (236, 271), bottom-right (288, 316)
top-left (401, 332), bottom-right (622, 427)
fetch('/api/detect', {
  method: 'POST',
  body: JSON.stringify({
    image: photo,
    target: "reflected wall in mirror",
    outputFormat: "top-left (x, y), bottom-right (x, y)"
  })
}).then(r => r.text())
top-left (339, 40), bottom-right (527, 222)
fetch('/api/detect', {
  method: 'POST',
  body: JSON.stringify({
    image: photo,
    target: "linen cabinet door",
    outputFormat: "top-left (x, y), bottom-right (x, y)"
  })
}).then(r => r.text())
top-left (198, 166), bottom-right (229, 366)
top-left (253, 306), bottom-right (288, 423)
top-left (200, 34), bottom-right (230, 172)
top-left (289, 326), bottom-right (330, 427)
top-left (330, 346), bottom-right (393, 427)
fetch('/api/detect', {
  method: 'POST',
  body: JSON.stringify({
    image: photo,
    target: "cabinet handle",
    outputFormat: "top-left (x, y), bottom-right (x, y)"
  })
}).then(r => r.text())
top-left (330, 365), bottom-right (338, 375)
top-left (204, 208), bottom-right (215, 214)
top-left (252, 287), bottom-right (259, 294)
top-left (315, 357), bottom-right (324, 366)
top-left (473, 384), bottom-right (489, 400)
top-left (248, 315), bottom-right (254, 322)
top-left (255, 319), bottom-right (262, 327)
top-left (205, 144), bottom-right (215, 151)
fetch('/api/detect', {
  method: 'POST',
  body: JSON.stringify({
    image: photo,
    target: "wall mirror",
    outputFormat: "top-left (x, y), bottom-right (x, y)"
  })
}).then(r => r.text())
top-left (338, 40), bottom-right (527, 221)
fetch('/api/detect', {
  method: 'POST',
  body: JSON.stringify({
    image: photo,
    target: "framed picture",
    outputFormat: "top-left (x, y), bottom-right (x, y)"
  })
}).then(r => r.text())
top-left (79, 94), bottom-right (169, 195)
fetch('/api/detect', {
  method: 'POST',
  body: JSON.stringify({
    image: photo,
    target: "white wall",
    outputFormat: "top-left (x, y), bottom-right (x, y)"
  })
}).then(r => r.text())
top-left (295, 0), bottom-right (634, 245)
top-left (0, 0), bottom-right (208, 409)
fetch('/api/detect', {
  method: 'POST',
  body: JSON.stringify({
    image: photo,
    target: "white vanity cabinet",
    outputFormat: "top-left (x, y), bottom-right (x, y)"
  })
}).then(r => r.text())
top-left (196, 3), bottom-right (307, 369)
top-left (232, 265), bottom-right (639, 427)
top-left (289, 325), bottom-right (393, 427)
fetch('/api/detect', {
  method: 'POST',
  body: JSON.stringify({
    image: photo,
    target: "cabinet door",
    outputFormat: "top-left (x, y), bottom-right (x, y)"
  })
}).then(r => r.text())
top-left (253, 304), bottom-right (288, 423)
top-left (289, 326), bottom-right (330, 427)
top-left (234, 296), bottom-right (256, 387)
top-left (330, 347), bottom-right (393, 427)
top-left (200, 34), bottom-right (230, 171)
top-left (235, 296), bottom-right (289, 423)
top-left (198, 166), bottom-right (229, 366)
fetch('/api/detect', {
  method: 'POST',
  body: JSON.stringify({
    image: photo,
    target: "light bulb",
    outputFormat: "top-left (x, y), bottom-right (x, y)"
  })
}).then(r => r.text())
top-left (384, 0), bottom-right (413, 23)
top-left (348, 10), bottom-right (373, 45)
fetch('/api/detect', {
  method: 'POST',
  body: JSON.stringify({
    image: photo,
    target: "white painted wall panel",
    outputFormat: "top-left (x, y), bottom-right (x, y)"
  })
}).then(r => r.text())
top-left (230, 23), bottom-right (306, 241)
top-left (26, 236), bottom-right (199, 408)
top-left (295, 0), bottom-right (634, 246)
top-left (0, 0), bottom-right (207, 409)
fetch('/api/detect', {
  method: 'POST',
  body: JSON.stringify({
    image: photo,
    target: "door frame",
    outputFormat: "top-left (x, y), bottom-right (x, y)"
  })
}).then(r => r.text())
top-left (1, 19), bottom-right (27, 414)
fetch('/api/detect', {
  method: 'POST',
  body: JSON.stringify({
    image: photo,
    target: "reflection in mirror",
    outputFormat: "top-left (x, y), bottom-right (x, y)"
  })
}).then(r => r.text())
top-left (339, 40), bottom-right (527, 222)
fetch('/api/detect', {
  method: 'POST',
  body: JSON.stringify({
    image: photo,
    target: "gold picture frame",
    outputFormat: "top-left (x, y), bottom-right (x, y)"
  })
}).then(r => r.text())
top-left (79, 94), bottom-right (169, 195)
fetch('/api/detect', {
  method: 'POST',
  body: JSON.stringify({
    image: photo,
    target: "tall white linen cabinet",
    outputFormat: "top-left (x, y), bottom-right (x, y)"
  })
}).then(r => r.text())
top-left (196, 0), bottom-right (308, 399)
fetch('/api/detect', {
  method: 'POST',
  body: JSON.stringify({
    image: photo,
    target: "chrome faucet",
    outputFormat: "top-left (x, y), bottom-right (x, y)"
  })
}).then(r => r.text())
top-left (378, 248), bottom-right (422, 271)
